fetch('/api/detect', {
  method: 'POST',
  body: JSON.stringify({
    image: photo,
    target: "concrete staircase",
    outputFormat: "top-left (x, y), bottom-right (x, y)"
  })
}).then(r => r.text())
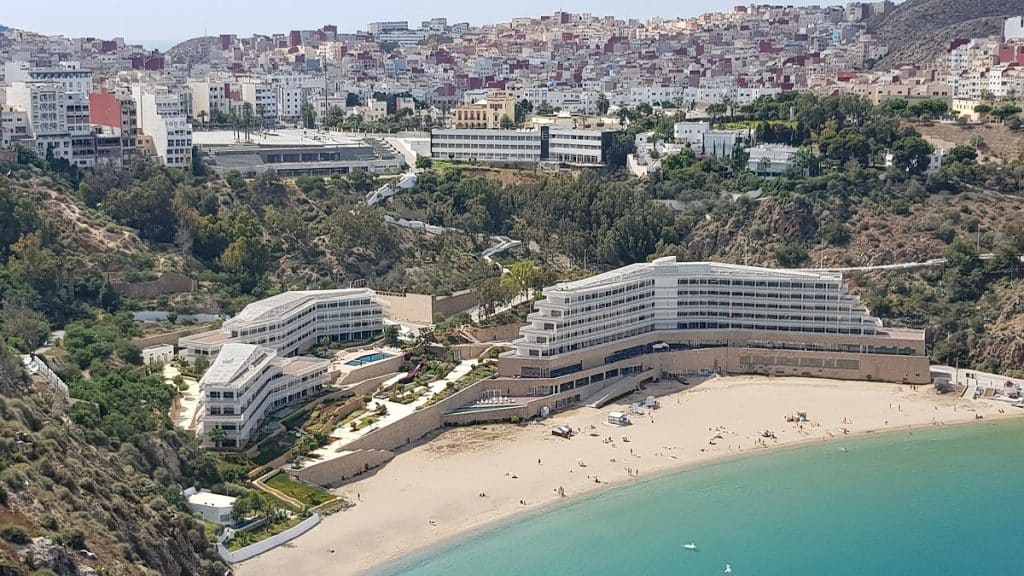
top-left (583, 369), bottom-right (658, 409)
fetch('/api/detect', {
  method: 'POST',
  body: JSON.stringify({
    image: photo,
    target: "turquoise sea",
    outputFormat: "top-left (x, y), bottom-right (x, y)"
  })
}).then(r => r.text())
top-left (375, 419), bottom-right (1024, 576)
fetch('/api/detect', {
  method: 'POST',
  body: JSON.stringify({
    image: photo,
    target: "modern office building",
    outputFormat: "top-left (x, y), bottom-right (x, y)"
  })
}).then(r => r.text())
top-left (199, 343), bottom-right (330, 447)
top-left (494, 258), bottom-right (930, 403)
top-left (179, 289), bottom-right (383, 359)
top-left (430, 126), bottom-right (614, 165)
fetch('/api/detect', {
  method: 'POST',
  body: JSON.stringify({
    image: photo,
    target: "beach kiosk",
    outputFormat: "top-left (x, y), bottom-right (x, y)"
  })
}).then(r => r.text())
top-left (607, 411), bottom-right (630, 426)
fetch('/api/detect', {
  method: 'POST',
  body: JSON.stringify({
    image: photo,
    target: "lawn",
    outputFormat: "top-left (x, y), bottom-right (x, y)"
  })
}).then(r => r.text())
top-left (266, 473), bottom-right (335, 508)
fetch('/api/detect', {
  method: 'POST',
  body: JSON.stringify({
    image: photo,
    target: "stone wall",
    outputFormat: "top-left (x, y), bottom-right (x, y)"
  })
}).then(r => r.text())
top-left (337, 354), bottom-right (406, 385)
top-left (375, 289), bottom-right (479, 324)
top-left (293, 449), bottom-right (395, 487)
top-left (133, 325), bottom-right (213, 349)
top-left (112, 271), bottom-right (196, 299)
top-left (464, 323), bottom-right (525, 343)
top-left (342, 383), bottom-right (487, 453)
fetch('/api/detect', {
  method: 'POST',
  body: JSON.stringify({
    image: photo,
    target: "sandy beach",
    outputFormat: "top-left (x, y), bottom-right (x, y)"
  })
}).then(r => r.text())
top-left (236, 376), bottom-right (1022, 576)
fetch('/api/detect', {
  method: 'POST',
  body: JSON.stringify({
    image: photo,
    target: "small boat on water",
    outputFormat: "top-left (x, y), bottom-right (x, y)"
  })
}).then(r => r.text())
top-left (724, 564), bottom-right (732, 573)
top-left (683, 543), bottom-right (697, 550)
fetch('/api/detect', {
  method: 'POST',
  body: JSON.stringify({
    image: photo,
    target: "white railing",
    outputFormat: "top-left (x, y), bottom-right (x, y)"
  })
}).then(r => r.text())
top-left (20, 354), bottom-right (69, 397)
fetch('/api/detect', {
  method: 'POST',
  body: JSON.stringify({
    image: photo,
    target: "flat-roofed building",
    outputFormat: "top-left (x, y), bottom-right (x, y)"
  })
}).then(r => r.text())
top-left (200, 343), bottom-right (330, 447)
top-left (193, 129), bottom-right (405, 177)
top-left (430, 126), bottom-right (615, 165)
top-left (490, 258), bottom-right (929, 413)
top-left (179, 289), bottom-right (383, 359)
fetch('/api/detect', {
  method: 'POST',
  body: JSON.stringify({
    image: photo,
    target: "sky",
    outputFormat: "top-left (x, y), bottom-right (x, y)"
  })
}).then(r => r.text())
top-left (1, 0), bottom-right (829, 50)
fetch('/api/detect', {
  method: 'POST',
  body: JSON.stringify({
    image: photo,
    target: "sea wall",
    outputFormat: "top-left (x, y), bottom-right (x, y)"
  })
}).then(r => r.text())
top-left (343, 384), bottom-right (487, 452)
top-left (293, 449), bottom-right (395, 487)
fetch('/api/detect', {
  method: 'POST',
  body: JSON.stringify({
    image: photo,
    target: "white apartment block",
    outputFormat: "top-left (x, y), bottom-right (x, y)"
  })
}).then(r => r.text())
top-left (179, 289), bottom-right (383, 359)
top-left (132, 86), bottom-right (193, 168)
top-left (187, 79), bottom-right (231, 119)
top-left (240, 79), bottom-right (277, 120)
top-left (275, 85), bottom-right (304, 121)
top-left (4, 61), bottom-right (93, 94)
top-left (0, 107), bottom-right (30, 148)
top-left (5, 82), bottom-right (72, 160)
top-left (1006, 16), bottom-right (1024, 42)
top-left (200, 343), bottom-right (330, 447)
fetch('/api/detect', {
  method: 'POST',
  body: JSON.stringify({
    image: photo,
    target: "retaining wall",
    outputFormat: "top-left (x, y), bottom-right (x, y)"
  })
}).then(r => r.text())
top-left (112, 272), bottom-right (196, 298)
top-left (217, 513), bottom-right (321, 564)
top-left (293, 449), bottom-right (395, 487)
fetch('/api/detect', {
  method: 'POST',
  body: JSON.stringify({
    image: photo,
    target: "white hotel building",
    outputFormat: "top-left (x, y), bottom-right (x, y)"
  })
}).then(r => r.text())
top-left (182, 289), bottom-right (383, 448)
top-left (494, 258), bottom-right (930, 401)
top-left (200, 343), bottom-right (330, 447)
top-left (179, 289), bottom-right (383, 359)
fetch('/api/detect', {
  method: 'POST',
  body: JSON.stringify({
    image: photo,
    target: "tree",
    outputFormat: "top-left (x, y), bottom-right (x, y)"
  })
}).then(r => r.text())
top-left (515, 99), bottom-right (533, 124)
top-left (891, 136), bottom-right (933, 174)
top-left (596, 93), bottom-right (610, 115)
top-left (536, 102), bottom-right (555, 116)
top-left (499, 115), bottom-right (515, 129)
top-left (944, 238), bottom-right (985, 301)
top-left (945, 145), bottom-right (978, 165)
top-left (706, 103), bottom-right (728, 126)
top-left (346, 92), bottom-right (361, 107)
top-left (774, 244), bottom-right (809, 267)
top-left (908, 99), bottom-right (949, 119)
top-left (383, 325), bottom-right (401, 347)
top-left (415, 156), bottom-right (433, 169)
top-left (973, 104), bottom-right (993, 120)
top-left (992, 104), bottom-right (1022, 123)
top-left (1, 305), bottom-right (50, 352)
top-left (301, 102), bottom-right (317, 129)
top-left (502, 261), bottom-right (540, 299)
top-left (208, 426), bottom-right (227, 448)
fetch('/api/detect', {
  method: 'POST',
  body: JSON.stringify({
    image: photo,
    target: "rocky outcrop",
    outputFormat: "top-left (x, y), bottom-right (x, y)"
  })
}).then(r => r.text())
top-left (19, 538), bottom-right (79, 575)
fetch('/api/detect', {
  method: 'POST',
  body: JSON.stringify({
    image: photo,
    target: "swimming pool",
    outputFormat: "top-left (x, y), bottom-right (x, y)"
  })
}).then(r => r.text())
top-left (345, 352), bottom-right (395, 366)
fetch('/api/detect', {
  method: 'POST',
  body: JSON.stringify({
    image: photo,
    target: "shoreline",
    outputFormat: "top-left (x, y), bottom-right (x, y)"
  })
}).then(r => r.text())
top-left (236, 376), bottom-right (1023, 576)
top-left (368, 414), bottom-right (1022, 575)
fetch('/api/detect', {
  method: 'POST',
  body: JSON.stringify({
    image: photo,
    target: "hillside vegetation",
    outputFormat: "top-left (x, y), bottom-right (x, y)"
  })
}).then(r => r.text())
top-left (870, 0), bottom-right (1017, 68)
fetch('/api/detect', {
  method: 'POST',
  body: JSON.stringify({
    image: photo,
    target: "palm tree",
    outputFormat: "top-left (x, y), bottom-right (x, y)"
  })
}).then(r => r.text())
top-left (596, 93), bottom-right (610, 115)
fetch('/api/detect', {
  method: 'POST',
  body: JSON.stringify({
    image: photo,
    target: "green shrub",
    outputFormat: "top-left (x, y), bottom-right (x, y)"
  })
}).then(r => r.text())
top-left (0, 524), bottom-right (30, 544)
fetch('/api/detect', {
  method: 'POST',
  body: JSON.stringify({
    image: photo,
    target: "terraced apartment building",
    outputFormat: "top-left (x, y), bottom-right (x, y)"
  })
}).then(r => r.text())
top-left (492, 258), bottom-right (930, 409)
top-left (179, 289), bottom-right (383, 359)
top-left (200, 343), bottom-right (330, 448)
top-left (181, 289), bottom-right (383, 448)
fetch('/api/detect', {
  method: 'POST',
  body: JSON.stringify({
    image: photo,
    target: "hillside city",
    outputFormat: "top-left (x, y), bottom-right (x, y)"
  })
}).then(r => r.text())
top-left (1, 2), bottom-right (1024, 575)
top-left (1, 6), bottom-right (1022, 174)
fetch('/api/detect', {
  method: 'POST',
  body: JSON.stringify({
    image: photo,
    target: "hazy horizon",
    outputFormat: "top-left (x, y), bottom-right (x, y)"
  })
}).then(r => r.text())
top-left (3, 0), bottom-right (835, 51)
